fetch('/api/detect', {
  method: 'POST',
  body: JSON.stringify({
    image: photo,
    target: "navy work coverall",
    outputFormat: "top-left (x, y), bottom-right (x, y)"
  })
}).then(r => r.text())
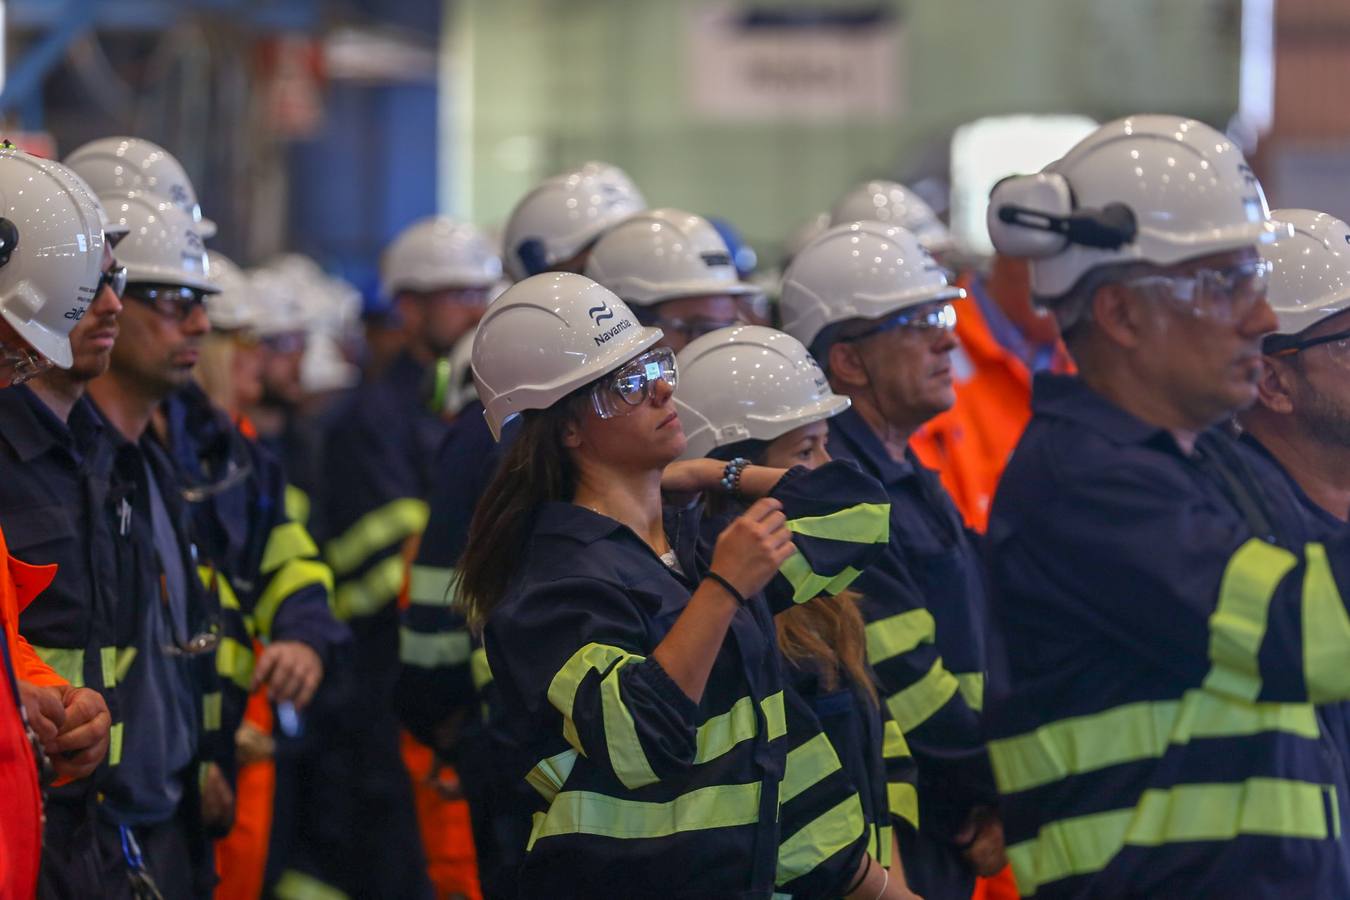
top-left (985, 373), bottom-right (1350, 898)
top-left (826, 405), bottom-right (998, 900)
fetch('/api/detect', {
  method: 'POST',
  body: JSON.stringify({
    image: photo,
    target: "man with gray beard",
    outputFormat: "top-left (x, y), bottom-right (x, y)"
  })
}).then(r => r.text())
top-left (1238, 208), bottom-right (1350, 526)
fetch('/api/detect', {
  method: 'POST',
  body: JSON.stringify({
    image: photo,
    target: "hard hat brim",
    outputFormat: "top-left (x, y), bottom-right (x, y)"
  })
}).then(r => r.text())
top-left (2, 307), bottom-right (73, 369)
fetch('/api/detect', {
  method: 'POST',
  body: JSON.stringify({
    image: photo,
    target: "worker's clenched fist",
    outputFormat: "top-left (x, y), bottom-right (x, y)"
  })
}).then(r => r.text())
top-left (17, 681), bottom-right (65, 743)
top-left (46, 686), bottom-right (111, 780)
top-left (709, 497), bottom-right (796, 599)
top-left (252, 640), bottom-right (324, 710)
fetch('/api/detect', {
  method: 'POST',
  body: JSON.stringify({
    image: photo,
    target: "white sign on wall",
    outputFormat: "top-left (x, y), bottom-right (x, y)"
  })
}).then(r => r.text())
top-left (686, 4), bottom-right (905, 122)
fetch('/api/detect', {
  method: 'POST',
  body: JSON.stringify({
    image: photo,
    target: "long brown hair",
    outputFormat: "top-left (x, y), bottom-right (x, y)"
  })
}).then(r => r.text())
top-left (456, 394), bottom-right (586, 628)
top-left (775, 589), bottom-right (877, 705)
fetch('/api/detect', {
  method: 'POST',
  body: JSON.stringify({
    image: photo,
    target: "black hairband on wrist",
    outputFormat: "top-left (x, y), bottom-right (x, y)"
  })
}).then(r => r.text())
top-left (704, 570), bottom-right (746, 606)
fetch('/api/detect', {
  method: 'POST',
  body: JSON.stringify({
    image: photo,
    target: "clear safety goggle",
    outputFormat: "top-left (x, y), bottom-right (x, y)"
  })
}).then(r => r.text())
top-left (1271, 327), bottom-right (1350, 371)
top-left (1126, 259), bottom-right (1271, 323)
top-left (590, 347), bottom-right (678, 419)
top-left (839, 301), bottom-right (958, 343)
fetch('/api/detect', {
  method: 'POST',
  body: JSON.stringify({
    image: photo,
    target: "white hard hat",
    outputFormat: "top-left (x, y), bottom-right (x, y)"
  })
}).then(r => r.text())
top-left (45, 163), bottom-right (125, 243)
top-left (114, 195), bottom-right (217, 294)
top-left (583, 208), bottom-right (761, 307)
top-left (248, 268), bottom-right (309, 337)
top-left (782, 212), bottom-right (832, 267)
top-left (780, 221), bottom-right (966, 351)
top-left (0, 149), bottom-right (106, 369)
top-left (674, 325), bottom-right (848, 460)
top-left (987, 114), bottom-right (1288, 303)
top-left (1261, 209), bottom-right (1350, 338)
top-left (65, 136), bottom-right (215, 238)
top-left (830, 180), bottom-right (953, 253)
top-left (301, 331), bottom-right (359, 393)
top-left (501, 165), bottom-right (646, 281)
top-left (381, 216), bottom-right (502, 298)
top-left (204, 251), bottom-right (257, 332)
top-left (471, 272), bottom-right (663, 440)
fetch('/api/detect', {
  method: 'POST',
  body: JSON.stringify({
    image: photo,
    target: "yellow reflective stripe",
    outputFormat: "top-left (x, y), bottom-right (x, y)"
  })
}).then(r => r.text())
top-left (1302, 543), bottom-right (1350, 703)
top-left (526, 748), bottom-right (579, 803)
top-left (877, 823), bottom-right (894, 868)
top-left (108, 721), bottom-right (124, 767)
top-left (255, 559), bottom-right (334, 638)
top-left (692, 690), bottom-right (785, 765)
top-left (763, 690), bottom-right (787, 741)
top-left (777, 793), bottom-right (866, 885)
top-left (865, 608), bottom-right (936, 665)
top-left (781, 731), bottom-right (842, 805)
top-left (284, 485), bottom-right (311, 528)
top-left (274, 869), bottom-right (350, 900)
top-left (547, 643), bottom-right (657, 790)
top-left (203, 691), bottom-right (222, 732)
top-left (100, 646), bottom-right (116, 689)
top-left (334, 555), bottom-right (405, 620)
top-left (777, 552), bottom-right (863, 605)
top-left (325, 498), bottom-right (429, 577)
top-left (216, 637), bottom-right (255, 691)
top-left (785, 502), bottom-right (891, 544)
top-left (409, 564), bottom-right (456, 606)
top-left (528, 780), bottom-right (762, 849)
top-left (399, 627), bottom-right (472, 669)
top-left (1008, 777), bottom-right (1333, 896)
top-left (1203, 538), bottom-right (1298, 701)
top-left (882, 717), bottom-right (909, 761)
top-left (890, 782), bottom-right (919, 830)
top-left (261, 521), bottom-right (320, 575)
top-left (33, 647), bottom-right (84, 687)
top-left (988, 689), bottom-right (1318, 795)
top-left (957, 671), bottom-right (985, 712)
top-left (470, 647), bottom-right (492, 691)
top-left (115, 647), bottom-right (137, 683)
top-left (886, 658), bottom-right (960, 732)
top-left (198, 566), bottom-right (243, 611)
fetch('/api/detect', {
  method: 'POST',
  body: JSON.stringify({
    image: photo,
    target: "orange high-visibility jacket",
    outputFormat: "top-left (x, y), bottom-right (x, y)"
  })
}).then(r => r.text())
top-left (911, 274), bottom-right (1073, 531)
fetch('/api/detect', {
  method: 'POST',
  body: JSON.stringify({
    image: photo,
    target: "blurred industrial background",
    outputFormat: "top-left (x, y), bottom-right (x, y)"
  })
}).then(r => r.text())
top-left (3, 0), bottom-right (1341, 303)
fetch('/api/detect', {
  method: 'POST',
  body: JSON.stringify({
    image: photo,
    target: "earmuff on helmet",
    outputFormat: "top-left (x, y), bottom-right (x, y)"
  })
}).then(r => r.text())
top-left (987, 172), bottom-right (1138, 257)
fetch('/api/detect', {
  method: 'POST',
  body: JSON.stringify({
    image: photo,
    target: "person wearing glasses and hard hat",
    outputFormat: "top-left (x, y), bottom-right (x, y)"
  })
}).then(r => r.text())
top-left (781, 220), bottom-right (1006, 900)
top-left (584, 208), bottom-right (764, 352)
top-left (459, 272), bottom-right (897, 898)
top-left (0, 145), bottom-right (114, 900)
top-left (980, 115), bottom-right (1350, 898)
top-left (397, 164), bottom-right (646, 899)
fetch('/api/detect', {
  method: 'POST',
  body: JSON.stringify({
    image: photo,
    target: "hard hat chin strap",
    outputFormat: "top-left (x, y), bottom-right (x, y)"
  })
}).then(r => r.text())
top-left (997, 202), bottom-right (1138, 251)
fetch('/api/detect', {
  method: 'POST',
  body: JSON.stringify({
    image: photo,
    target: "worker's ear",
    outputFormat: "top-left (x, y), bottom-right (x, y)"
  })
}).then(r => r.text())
top-left (1091, 281), bottom-right (1148, 350)
top-left (561, 417), bottom-right (583, 449)
top-left (1255, 355), bottom-right (1297, 415)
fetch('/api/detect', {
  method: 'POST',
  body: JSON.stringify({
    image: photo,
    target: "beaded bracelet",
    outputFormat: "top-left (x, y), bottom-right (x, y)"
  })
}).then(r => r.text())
top-left (720, 457), bottom-right (749, 495)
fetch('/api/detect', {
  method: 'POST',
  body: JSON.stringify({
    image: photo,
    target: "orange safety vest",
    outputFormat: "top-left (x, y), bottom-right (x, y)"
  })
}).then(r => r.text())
top-left (1, 524), bottom-right (61, 899)
top-left (911, 273), bottom-right (1074, 531)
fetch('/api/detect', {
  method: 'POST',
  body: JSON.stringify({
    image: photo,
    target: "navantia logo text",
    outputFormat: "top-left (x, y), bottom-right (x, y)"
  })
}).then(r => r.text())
top-left (594, 318), bottom-right (633, 347)
top-left (588, 302), bottom-right (615, 326)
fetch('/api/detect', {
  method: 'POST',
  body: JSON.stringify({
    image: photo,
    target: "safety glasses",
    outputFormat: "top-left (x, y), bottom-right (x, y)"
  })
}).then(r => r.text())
top-left (590, 347), bottom-right (678, 419)
top-left (838, 302), bottom-right (958, 344)
top-left (123, 284), bottom-right (209, 323)
top-left (1127, 259), bottom-right (1271, 323)
top-left (97, 264), bottom-right (128, 299)
top-left (1271, 327), bottom-right (1350, 371)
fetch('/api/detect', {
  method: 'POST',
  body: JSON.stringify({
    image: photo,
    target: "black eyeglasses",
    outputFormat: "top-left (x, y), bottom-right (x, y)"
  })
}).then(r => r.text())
top-left (97, 264), bottom-right (127, 299)
top-left (1271, 327), bottom-right (1350, 371)
top-left (123, 284), bottom-right (209, 322)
